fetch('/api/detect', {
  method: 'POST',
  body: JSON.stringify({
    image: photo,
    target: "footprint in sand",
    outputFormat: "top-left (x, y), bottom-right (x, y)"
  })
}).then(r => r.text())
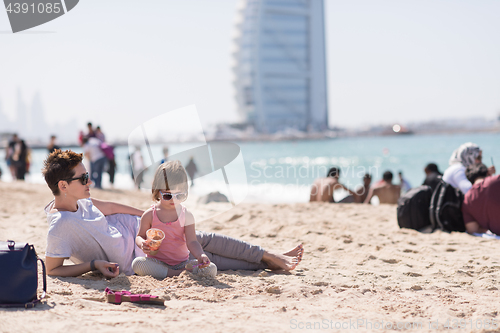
top-left (381, 259), bottom-right (400, 264)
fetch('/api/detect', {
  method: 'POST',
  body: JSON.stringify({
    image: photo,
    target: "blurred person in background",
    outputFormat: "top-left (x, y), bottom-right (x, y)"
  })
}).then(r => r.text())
top-left (185, 156), bottom-right (198, 187)
top-left (422, 163), bottom-right (442, 191)
top-left (130, 147), bottom-right (145, 190)
top-left (310, 167), bottom-right (356, 203)
top-left (5, 133), bottom-right (18, 179)
top-left (398, 171), bottom-right (412, 194)
top-left (85, 122), bottom-right (96, 139)
top-left (95, 126), bottom-right (106, 142)
top-left (47, 135), bottom-right (61, 154)
top-left (7, 134), bottom-right (29, 180)
top-left (443, 142), bottom-right (495, 194)
top-left (364, 171), bottom-right (401, 204)
top-left (353, 173), bottom-right (372, 203)
top-left (82, 137), bottom-right (107, 189)
top-left (462, 163), bottom-right (500, 235)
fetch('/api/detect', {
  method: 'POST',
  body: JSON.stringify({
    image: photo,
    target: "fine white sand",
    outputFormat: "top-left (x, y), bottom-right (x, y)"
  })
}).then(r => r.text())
top-left (1, 181), bottom-right (500, 332)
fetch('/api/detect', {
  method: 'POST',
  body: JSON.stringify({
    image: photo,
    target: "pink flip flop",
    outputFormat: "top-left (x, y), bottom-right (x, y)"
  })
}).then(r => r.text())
top-left (105, 288), bottom-right (164, 306)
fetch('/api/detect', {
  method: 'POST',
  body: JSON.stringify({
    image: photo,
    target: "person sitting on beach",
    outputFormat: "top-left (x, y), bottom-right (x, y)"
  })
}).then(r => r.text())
top-left (42, 149), bottom-right (303, 278)
top-left (442, 142), bottom-right (495, 194)
top-left (353, 173), bottom-right (372, 203)
top-left (364, 171), bottom-right (401, 204)
top-left (132, 160), bottom-right (215, 279)
top-left (462, 163), bottom-right (500, 235)
top-left (422, 163), bottom-right (442, 191)
top-left (340, 173), bottom-right (372, 203)
top-left (398, 171), bottom-right (411, 194)
top-left (309, 167), bottom-right (356, 203)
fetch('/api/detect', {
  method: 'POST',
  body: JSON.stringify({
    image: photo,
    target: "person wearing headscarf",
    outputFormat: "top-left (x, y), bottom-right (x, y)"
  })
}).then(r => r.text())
top-left (442, 142), bottom-right (495, 194)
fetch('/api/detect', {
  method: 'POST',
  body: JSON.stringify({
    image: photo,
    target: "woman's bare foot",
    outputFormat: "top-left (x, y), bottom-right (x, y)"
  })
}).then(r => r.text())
top-left (262, 244), bottom-right (303, 271)
top-left (283, 243), bottom-right (304, 263)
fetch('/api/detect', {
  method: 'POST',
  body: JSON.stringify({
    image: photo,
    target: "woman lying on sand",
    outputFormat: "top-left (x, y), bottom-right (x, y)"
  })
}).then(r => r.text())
top-left (42, 149), bottom-right (303, 278)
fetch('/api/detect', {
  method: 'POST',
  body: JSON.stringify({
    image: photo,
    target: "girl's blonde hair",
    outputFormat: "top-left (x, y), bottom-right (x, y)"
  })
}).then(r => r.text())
top-left (151, 160), bottom-right (188, 201)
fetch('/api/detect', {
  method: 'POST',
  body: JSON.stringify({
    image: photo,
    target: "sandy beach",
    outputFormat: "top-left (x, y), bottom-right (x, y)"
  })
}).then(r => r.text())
top-left (1, 181), bottom-right (500, 332)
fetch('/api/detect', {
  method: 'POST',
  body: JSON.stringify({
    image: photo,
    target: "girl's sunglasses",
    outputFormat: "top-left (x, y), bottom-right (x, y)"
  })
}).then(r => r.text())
top-left (55, 172), bottom-right (90, 186)
top-left (159, 191), bottom-right (187, 202)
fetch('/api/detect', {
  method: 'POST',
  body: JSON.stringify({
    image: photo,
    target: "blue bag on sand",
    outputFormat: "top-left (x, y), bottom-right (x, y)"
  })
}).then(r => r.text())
top-left (0, 240), bottom-right (46, 308)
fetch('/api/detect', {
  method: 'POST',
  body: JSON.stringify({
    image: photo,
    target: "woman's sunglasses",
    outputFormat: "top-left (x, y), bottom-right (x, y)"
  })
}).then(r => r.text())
top-left (55, 172), bottom-right (90, 186)
top-left (159, 191), bottom-right (187, 202)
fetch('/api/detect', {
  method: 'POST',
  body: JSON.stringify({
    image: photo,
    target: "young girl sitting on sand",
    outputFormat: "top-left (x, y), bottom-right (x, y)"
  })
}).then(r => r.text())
top-left (132, 160), bottom-right (216, 279)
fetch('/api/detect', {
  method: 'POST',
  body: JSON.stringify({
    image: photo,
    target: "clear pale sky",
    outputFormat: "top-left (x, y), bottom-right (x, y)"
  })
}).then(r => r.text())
top-left (1, 0), bottom-right (499, 141)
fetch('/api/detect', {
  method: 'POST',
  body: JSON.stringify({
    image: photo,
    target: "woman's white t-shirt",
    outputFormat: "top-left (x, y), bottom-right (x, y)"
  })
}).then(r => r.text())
top-left (45, 198), bottom-right (144, 275)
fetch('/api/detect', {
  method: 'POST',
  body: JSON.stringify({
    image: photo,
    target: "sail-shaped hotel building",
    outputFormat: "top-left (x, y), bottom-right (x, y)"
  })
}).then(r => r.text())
top-left (233, 0), bottom-right (328, 133)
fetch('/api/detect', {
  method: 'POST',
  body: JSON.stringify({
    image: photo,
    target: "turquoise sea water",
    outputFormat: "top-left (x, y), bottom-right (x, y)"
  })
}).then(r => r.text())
top-left (1, 132), bottom-right (498, 203)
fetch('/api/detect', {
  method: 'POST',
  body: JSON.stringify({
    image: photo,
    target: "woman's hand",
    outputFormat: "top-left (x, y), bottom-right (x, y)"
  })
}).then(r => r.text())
top-left (94, 260), bottom-right (120, 278)
top-left (488, 165), bottom-right (496, 176)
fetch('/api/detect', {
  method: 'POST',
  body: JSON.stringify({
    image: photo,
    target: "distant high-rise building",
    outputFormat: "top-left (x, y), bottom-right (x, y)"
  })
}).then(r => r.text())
top-left (233, 0), bottom-right (328, 133)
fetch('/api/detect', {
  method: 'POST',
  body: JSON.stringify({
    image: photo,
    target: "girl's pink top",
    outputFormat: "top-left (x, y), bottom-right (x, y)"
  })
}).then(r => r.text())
top-left (148, 204), bottom-right (189, 266)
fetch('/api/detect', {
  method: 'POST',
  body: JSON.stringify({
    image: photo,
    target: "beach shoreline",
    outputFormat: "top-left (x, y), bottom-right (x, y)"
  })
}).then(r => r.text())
top-left (1, 181), bottom-right (500, 332)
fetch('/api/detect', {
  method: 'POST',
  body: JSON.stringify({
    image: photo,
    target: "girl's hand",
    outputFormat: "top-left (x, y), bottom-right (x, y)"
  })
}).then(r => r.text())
top-left (488, 165), bottom-right (496, 176)
top-left (139, 239), bottom-right (151, 254)
top-left (197, 254), bottom-right (210, 268)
